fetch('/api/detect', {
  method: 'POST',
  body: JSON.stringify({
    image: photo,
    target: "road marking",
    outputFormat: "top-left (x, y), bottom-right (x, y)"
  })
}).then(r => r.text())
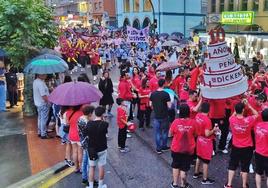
top-left (38, 167), bottom-right (74, 188)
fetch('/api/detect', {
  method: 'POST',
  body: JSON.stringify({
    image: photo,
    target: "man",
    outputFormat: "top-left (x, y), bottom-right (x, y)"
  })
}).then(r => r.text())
top-left (86, 106), bottom-right (109, 188)
top-left (149, 70), bottom-right (160, 92)
top-left (150, 79), bottom-right (171, 154)
top-left (5, 67), bottom-right (18, 108)
top-left (224, 101), bottom-right (258, 188)
top-left (255, 108), bottom-right (268, 188)
top-left (187, 90), bottom-right (202, 119)
top-left (89, 49), bottom-right (100, 82)
top-left (33, 74), bottom-right (51, 139)
top-left (0, 61), bottom-right (6, 112)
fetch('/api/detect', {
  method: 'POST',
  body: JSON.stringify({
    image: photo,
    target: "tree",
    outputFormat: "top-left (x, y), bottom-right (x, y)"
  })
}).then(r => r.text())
top-left (0, 0), bottom-right (59, 116)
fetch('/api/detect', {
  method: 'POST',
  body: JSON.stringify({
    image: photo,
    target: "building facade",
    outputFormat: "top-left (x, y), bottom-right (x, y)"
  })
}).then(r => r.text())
top-left (116, 0), bottom-right (207, 36)
top-left (207, 0), bottom-right (268, 31)
top-left (49, 0), bottom-right (116, 27)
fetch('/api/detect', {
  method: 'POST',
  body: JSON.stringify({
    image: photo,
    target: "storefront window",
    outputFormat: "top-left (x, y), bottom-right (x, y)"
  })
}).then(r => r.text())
top-left (220, 0), bottom-right (225, 12)
top-left (211, 0), bottom-right (216, 13)
top-left (253, 0), bottom-right (259, 11)
top-left (124, 0), bottom-right (130, 12)
top-left (265, 0), bottom-right (268, 11)
top-left (242, 0), bottom-right (248, 11)
top-left (144, 0), bottom-right (152, 11)
top-left (229, 0), bottom-right (234, 11)
top-left (133, 0), bottom-right (140, 12)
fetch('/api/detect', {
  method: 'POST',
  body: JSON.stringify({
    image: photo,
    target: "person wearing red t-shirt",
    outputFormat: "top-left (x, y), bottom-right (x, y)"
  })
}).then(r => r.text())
top-left (131, 67), bottom-right (141, 119)
top-left (118, 72), bottom-right (134, 120)
top-left (255, 109), bottom-right (268, 188)
top-left (116, 98), bottom-right (130, 153)
top-left (169, 104), bottom-right (196, 188)
top-left (187, 90), bottom-right (202, 119)
top-left (224, 101), bottom-right (258, 188)
top-left (149, 70), bottom-right (161, 92)
top-left (138, 78), bottom-right (152, 130)
top-left (89, 49), bottom-right (100, 81)
top-left (194, 102), bottom-right (219, 185)
top-left (66, 105), bottom-right (84, 173)
top-left (208, 98), bottom-right (229, 154)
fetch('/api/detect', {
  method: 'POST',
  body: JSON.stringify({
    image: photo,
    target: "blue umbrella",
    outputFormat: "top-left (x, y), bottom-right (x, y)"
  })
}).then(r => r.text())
top-left (24, 54), bottom-right (68, 74)
top-left (0, 49), bottom-right (6, 57)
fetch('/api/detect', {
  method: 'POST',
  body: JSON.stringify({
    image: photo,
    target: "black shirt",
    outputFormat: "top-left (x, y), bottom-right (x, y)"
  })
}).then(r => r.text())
top-left (86, 120), bottom-right (108, 152)
top-left (150, 90), bottom-right (170, 119)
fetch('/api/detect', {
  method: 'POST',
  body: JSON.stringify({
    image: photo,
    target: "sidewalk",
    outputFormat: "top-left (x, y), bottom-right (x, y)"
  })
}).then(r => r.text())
top-left (0, 103), bottom-right (65, 187)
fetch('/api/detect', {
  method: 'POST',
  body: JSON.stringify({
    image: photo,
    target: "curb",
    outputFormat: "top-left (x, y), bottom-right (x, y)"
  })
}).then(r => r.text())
top-left (7, 162), bottom-right (68, 188)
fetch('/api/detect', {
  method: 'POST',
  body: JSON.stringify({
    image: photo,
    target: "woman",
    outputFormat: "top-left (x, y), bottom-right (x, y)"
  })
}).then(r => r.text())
top-left (98, 71), bottom-right (114, 116)
top-left (131, 67), bottom-right (141, 118)
top-left (138, 78), bottom-right (152, 129)
top-left (66, 105), bottom-right (83, 173)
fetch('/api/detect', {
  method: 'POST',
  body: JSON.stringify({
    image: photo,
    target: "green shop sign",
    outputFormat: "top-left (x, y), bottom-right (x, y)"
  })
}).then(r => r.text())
top-left (221, 11), bottom-right (254, 25)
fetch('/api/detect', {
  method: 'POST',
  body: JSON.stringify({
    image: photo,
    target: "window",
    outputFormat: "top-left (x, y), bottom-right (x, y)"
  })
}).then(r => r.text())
top-left (94, 2), bottom-right (98, 10)
top-left (242, 0), bottom-right (248, 11)
top-left (99, 2), bottom-right (102, 9)
top-left (144, 0), bottom-right (152, 11)
top-left (229, 0), bottom-right (234, 11)
top-left (124, 0), bottom-right (130, 12)
top-left (220, 0), bottom-right (225, 12)
top-left (253, 0), bottom-right (259, 11)
top-left (211, 0), bottom-right (216, 13)
top-left (133, 0), bottom-right (140, 12)
top-left (265, 0), bottom-right (268, 10)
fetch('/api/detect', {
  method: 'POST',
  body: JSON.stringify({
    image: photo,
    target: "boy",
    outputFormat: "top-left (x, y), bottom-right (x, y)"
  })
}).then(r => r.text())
top-left (116, 98), bottom-right (130, 153)
top-left (78, 105), bottom-right (96, 186)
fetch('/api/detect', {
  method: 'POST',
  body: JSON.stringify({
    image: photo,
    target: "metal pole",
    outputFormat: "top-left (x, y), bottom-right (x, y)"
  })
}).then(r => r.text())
top-left (184, 0), bottom-right (186, 36)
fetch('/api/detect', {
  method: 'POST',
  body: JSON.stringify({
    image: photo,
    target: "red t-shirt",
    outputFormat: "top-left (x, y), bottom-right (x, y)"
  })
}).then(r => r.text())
top-left (132, 75), bottom-right (141, 91)
top-left (91, 53), bottom-right (100, 65)
top-left (138, 88), bottom-right (151, 110)
top-left (66, 110), bottom-right (83, 142)
top-left (149, 76), bottom-right (158, 92)
top-left (229, 115), bottom-right (257, 148)
top-left (117, 106), bottom-right (127, 129)
top-left (118, 79), bottom-right (133, 100)
top-left (255, 122), bottom-right (268, 157)
top-left (169, 118), bottom-right (196, 154)
top-left (187, 100), bottom-right (198, 119)
top-left (209, 99), bottom-right (226, 119)
top-left (195, 113), bottom-right (214, 139)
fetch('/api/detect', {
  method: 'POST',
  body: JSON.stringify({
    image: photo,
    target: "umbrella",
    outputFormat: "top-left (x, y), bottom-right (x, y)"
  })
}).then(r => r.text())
top-left (168, 35), bottom-right (181, 42)
top-left (162, 40), bottom-right (180, 47)
top-left (24, 54), bottom-right (68, 74)
top-left (171, 32), bottom-right (184, 38)
top-left (39, 48), bottom-right (62, 57)
top-left (48, 81), bottom-right (103, 106)
top-left (156, 61), bottom-right (180, 71)
top-left (159, 33), bottom-right (169, 39)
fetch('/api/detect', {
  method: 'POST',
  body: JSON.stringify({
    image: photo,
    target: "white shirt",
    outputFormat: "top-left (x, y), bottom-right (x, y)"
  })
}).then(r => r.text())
top-left (33, 78), bottom-right (49, 107)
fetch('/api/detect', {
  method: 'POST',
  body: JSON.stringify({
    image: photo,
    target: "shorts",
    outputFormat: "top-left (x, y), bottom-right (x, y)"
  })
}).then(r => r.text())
top-left (197, 156), bottom-right (210, 164)
top-left (70, 141), bottom-right (82, 146)
top-left (255, 152), bottom-right (268, 177)
top-left (171, 152), bottom-right (193, 172)
top-left (228, 146), bottom-right (253, 172)
top-left (89, 150), bottom-right (107, 167)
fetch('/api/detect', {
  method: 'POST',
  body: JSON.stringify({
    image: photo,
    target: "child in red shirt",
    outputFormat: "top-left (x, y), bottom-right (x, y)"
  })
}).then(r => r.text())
top-left (116, 98), bottom-right (130, 153)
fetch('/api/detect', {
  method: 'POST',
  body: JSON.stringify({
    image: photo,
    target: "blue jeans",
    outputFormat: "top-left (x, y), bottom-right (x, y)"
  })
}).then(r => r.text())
top-left (37, 104), bottom-right (50, 136)
top-left (0, 84), bottom-right (6, 111)
top-left (82, 149), bottom-right (89, 180)
top-left (153, 118), bottom-right (169, 151)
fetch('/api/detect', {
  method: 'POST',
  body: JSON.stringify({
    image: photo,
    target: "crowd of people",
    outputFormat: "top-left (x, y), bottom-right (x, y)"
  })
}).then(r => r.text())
top-left (29, 27), bottom-right (268, 188)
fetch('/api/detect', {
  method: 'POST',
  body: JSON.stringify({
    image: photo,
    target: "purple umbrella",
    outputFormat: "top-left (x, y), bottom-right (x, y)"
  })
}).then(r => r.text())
top-left (156, 61), bottom-right (180, 71)
top-left (48, 81), bottom-right (103, 106)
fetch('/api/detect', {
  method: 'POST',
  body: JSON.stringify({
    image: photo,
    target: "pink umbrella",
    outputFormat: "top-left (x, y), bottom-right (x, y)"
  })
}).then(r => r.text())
top-left (48, 81), bottom-right (103, 106)
top-left (156, 61), bottom-right (180, 71)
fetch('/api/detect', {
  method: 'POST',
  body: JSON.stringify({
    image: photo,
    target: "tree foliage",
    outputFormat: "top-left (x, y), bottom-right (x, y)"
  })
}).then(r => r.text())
top-left (0, 0), bottom-right (58, 68)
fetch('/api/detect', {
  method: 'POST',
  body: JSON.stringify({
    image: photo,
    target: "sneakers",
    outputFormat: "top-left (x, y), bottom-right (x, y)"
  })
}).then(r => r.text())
top-left (224, 184), bottom-right (232, 188)
top-left (170, 182), bottom-right (179, 188)
top-left (120, 147), bottom-right (130, 153)
top-left (127, 133), bottom-right (132, 138)
top-left (156, 150), bottom-right (162, 154)
top-left (192, 172), bottom-right (203, 179)
top-left (82, 179), bottom-right (89, 186)
top-left (201, 178), bottom-right (215, 185)
top-left (64, 159), bottom-right (74, 167)
top-left (219, 149), bottom-right (228, 154)
top-left (162, 146), bottom-right (170, 152)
